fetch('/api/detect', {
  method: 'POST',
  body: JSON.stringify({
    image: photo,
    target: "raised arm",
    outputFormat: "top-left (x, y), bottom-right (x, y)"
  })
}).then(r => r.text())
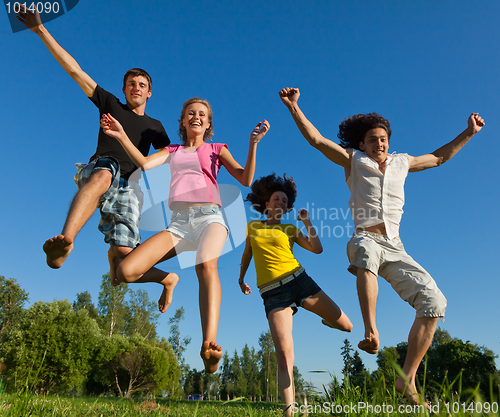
top-left (219, 120), bottom-right (270, 187)
top-left (238, 236), bottom-right (253, 295)
top-left (409, 113), bottom-right (485, 172)
top-left (101, 114), bottom-right (169, 170)
top-left (16, 6), bottom-right (96, 97)
top-left (279, 88), bottom-right (351, 169)
top-left (294, 209), bottom-right (323, 254)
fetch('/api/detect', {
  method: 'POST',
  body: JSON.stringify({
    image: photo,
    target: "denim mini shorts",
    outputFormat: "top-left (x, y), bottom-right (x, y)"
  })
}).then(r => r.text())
top-left (166, 204), bottom-right (228, 245)
top-left (260, 270), bottom-right (321, 318)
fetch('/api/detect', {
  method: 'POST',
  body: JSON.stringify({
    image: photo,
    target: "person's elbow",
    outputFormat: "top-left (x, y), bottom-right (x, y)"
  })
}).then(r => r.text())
top-left (312, 246), bottom-right (323, 254)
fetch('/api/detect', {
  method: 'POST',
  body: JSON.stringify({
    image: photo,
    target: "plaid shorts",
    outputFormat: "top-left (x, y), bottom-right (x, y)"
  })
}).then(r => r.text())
top-left (74, 157), bottom-right (142, 248)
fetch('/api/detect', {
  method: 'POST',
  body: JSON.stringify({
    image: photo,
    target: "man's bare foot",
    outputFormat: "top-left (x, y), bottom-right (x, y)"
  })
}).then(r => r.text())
top-left (395, 376), bottom-right (429, 409)
top-left (107, 248), bottom-right (121, 287)
top-left (200, 340), bottom-right (223, 373)
top-left (358, 336), bottom-right (379, 354)
top-left (43, 235), bottom-right (74, 269)
top-left (158, 273), bottom-right (179, 313)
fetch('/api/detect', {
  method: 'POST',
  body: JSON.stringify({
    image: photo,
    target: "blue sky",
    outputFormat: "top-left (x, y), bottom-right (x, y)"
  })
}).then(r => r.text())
top-left (2, 0), bottom-right (499, 390)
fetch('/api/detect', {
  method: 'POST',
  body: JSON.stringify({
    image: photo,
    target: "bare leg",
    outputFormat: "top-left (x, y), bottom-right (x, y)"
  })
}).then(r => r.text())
top-left (115, 231), bottom-right (193, 313)
top-left (43, 170), bottom-right (112, 268)
top-left (396, 317), bottom-right (438, 406)
top-left (268, 307), bottom-right (295, 417)
top-left (356, 268), bottom-right (380, 354)
top-left (195, 223), bottom-right (227, 373)
top-left (301, 290), bottom-right (353, 332)
top-left (108, 245), bottom-right (132, 287)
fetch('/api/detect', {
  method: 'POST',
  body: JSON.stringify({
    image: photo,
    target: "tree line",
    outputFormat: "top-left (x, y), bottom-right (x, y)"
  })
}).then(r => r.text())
top-left (0, 275), bottom-right (306, 401)
top-left (0, 274), bottom-right (181, 397)
top-left (338, 329), bottom-right (500, 398)
top-left (1, 274), bottom-right (498, 401)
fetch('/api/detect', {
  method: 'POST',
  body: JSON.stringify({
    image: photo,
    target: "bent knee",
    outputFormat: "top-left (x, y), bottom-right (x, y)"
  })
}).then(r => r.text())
top-left (88, 169), bottom-right (113, 186)
top-left (116, 262), bottom-right (139, 283)
top-left (415, 288), bottom-right (447, 318)
top-left (276, 349), bottom-right (294, 371)
top-left (342, 320), bottom-right (354, 333)
top-left (195, 261), bottom-right (218, 276)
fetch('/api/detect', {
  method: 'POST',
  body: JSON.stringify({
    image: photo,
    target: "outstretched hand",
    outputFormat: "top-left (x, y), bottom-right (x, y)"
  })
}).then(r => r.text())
top-left (279, 87), bottom-right (300, 107)
top-left (101, 113), bottom-right (125, 140)
top-left (16, 4), bottom-right (43, 32)
top-left (468, 113), bottom-right (485, 134)
top-left (250, 120), bottom-right (270, 144)
top-left (239, 281), bottom-right (252, 295)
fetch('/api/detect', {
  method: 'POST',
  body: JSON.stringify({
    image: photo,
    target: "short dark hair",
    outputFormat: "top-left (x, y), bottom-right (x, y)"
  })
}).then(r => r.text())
top-left (246, 173), bottom-right (297, 215)
top-left (337, 113), bottom-right (391, 150)
top-left (122, 68), bottom-right (153, 91)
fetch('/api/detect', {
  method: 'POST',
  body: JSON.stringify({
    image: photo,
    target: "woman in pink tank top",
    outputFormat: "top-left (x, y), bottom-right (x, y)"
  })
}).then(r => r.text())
top-left (101, 97), bottom-right (270, 374)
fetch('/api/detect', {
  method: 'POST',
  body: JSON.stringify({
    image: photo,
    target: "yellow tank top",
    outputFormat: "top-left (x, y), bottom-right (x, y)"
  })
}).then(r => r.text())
top-left (246, 221), bottom-right (302, 287)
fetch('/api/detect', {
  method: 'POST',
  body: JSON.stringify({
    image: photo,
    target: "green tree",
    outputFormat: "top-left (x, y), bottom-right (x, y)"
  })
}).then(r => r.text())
top-left (124, 289), bottom-right (159, 340)
top-left (73, 290), bottom-right (98, 320)
top-left (90, 335), bottom-right (181, 398)
top-left (241, 344), bottom-right (262, 401)
top-left (98, 274), bottom-right (128, 336)
top-left (341, 339), bottom-right (370, 389)
top-left (374, 345), bottom-right (400, 385)
top-left (168, 307), bottom-right (191, 364)
top-left (167, 306), bottom-right (191, 396)
top-left (204, 371), bottom-right (221, 400)
top-left (427, 338), bottom-right (498, 395)
top-left (0, 300), bottom-right (101, 393)
top-left (258, 330), bottom-right (277, 402)
top-left (0, 276), bottom-right (28, 336)
top-left (220, 351), bottom-right (234, 400)
top-left (293, 365), bottom-right (305, 396)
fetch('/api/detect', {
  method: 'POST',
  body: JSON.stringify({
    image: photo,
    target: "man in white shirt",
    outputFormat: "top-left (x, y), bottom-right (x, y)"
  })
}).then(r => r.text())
top-left (280, 87), bottom-right (484, 404)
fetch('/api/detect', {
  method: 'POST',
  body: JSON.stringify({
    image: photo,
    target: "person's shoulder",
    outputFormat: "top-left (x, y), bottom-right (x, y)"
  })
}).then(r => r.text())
top-left (166, 143), bottom-right (182, 152)
top-left (209, 142), bottom-right (228, 152)
top-left (391, 152), bottom-right (410, 166)
top-left (142, 112), bottom-right (163, 123)
top-left (247, 220), bottom-right (262, 227)
top-left (246, 220), bottom-right (263, 234)
top-left (93, 85), bottom-right (117, 100)
top-left (281, 223), bottom-right (299, 235)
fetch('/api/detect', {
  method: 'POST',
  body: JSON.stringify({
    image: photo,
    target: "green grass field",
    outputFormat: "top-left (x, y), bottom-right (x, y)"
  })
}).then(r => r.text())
top-left (1, 372), bottom-right (498, 416)
top-left (0, 394), bottom-right (499, 416)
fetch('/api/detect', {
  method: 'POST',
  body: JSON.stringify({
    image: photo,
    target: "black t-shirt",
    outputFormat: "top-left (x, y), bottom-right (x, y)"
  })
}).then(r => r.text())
top-left (89, 85), bottom-right (170, 179)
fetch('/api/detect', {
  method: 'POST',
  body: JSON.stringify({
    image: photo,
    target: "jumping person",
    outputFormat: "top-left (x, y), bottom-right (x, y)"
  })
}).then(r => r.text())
top-left (101, 98), bottom-right (270, 373)
top-left (279, 87), bottom-right (484, 404)
top-left (16, 7), bottom-right (177, 310)
top-left (239, 174), bottom-right (352, 416)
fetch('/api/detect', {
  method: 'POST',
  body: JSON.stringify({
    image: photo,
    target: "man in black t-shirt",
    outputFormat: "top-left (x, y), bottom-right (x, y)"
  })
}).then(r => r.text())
top-left (17, 7), bottom-right (178, 310)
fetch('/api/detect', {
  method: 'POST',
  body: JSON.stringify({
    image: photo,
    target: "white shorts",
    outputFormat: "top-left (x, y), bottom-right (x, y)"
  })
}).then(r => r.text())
top-left (347, 231), bottom-right (447, 318)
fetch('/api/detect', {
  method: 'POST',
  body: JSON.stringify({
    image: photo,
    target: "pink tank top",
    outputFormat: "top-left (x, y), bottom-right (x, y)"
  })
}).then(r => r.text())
top-left (165, 142), bottom-right (227, 209)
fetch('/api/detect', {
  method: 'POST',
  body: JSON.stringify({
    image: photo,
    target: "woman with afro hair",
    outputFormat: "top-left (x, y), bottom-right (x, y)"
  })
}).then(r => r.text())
top-left (239, 173), bottom-right (352, 417)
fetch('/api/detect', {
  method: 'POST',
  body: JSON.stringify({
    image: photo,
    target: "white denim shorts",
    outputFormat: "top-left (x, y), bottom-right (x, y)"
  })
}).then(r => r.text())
top-left (347, 230), bottom-right (447, 318)
top-left (166, 204), bottom-right (228, 245)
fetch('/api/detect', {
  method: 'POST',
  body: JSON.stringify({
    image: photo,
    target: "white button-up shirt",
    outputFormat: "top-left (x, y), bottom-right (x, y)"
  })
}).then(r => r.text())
top-left (347, 150), bottom-right (410, 239)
